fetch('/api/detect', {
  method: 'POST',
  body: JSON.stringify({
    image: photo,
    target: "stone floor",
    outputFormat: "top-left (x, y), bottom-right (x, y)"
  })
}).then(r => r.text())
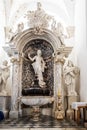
top-left (0, 129), bottom-right (86, 130)
top-left (0, 115), bottom-right (86, 129)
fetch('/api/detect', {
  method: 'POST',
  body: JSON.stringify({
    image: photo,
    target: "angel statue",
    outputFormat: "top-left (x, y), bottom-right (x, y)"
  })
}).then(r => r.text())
top-left (0, 60), bottom-right (10, 95)
top-left (51, 20), bottom-right (66, 45)
top-left (28, 49), bottom-right (47, 88)
top-left (51, 20), bottom-right (75, 46)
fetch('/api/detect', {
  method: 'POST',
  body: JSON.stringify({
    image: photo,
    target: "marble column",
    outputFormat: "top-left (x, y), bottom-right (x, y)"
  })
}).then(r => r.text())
top-left (9, 57), bottom-right (20, 118)
top-left (54, 50), bottom-right (65, 117)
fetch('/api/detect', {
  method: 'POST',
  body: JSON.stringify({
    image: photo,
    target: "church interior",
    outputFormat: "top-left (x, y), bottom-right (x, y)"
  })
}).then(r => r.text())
top-left (0, 0), bottom-right (87, 130)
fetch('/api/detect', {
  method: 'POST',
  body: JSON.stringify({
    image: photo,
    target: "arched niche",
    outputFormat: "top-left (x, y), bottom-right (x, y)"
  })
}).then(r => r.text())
top-left (22, 39), bottom-right (54, 96)
top-left (13, 28), bottom-right (62, 98)
top-left (11, 28), bottom-right (61, 53)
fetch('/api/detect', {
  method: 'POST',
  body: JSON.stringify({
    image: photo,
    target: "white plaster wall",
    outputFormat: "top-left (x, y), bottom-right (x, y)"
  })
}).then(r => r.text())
top-left (75, 0), bottom-right (87, 101)
top-left (69, 0), bottom-right (87, 101)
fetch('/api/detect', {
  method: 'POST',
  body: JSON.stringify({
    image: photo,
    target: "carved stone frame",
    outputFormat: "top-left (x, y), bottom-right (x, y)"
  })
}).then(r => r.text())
top-left (4, 28), bottom-right (72, 118)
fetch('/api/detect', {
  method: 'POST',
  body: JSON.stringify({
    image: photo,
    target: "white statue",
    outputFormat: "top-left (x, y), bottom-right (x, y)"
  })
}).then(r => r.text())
top-left (25, 2), bottom-right (52, 29)
top-left (0, 60), bottom-right (10, 95)
top-left (64, 60), bottom-right (79, 96)
top-left (51, 21), bottom-right (66, 45)
top-left (51, 20), bottom-right (75, 45)
top-left (28, 50), bottom-right (46, 88)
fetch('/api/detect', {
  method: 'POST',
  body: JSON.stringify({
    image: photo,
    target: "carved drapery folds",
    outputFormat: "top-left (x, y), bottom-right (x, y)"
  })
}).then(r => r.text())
top-left (0, 60), bottom-right (10, 96)
top-left (63, 60), bottom-right (80, 96)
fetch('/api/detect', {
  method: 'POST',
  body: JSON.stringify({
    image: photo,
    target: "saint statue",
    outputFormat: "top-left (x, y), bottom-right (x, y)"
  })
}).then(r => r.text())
top-left (64, 60), bottom-right (79, 96)
top-left (0, 60), bottom-right (10, 95)
top-left (28, 50), bottom-right (46, 88)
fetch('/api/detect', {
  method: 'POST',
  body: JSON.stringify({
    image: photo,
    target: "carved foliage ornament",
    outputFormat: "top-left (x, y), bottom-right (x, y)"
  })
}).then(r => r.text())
top-left (6, 2), bottom-right (75, 43)
top-left (25, 2), bottom-right (53, 29)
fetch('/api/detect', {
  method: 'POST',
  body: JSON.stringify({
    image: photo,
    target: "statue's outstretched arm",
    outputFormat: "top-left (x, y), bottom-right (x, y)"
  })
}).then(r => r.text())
top-left (20, 53), bottom-right (30, 61)
top-left (28, 53), bottom-right (36, 61)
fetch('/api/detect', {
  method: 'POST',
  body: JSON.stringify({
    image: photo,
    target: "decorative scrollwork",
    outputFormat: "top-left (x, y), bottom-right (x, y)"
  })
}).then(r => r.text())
top-left (25, 2), bottom-right (53, 29)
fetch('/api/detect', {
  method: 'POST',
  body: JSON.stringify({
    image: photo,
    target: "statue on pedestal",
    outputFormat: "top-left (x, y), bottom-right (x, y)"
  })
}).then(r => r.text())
top-left (28, 49), bottom-right (46, 88)
top-left (0, 60), bottom-right (10, 96)
top-left (64, 60), bottom-right (79, 96)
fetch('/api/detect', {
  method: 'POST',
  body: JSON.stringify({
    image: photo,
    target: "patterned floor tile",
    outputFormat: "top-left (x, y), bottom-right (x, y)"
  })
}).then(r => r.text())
top-left (0, 115), bottom-right (85, 128)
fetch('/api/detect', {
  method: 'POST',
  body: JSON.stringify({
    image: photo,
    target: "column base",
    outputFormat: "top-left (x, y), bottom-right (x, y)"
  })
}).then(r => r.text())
top-left (18, 109), bottom-right (22, 117)
top-left (9, 110), bottom-right (19, 118)
top-left (3, 110), bottom-right (9, 118)
top-left (66, 109), bottom-right (73, 119)
top-left (66, 95), bottom-right (79, 119)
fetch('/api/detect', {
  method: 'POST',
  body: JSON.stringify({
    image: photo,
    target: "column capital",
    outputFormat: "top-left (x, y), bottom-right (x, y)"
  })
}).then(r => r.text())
top-left (10, 57), bottom-right (20, 64)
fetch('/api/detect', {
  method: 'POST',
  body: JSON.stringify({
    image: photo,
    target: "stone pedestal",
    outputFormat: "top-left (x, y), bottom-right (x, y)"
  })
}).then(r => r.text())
top-left (41, 108), bottom-right (52, 116)
top-left (66, 95), bottom-right (79, 119)
top-left (9, 111), bottom-right (19, 118)
top-left (55, 94), bottom-right (64, 120)
top-left (0, 96), bottom-right (11, 118)
top-left (3, 110), bottom-right (9, 118)
top-left (18, 109), bottom-right (22, 117)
